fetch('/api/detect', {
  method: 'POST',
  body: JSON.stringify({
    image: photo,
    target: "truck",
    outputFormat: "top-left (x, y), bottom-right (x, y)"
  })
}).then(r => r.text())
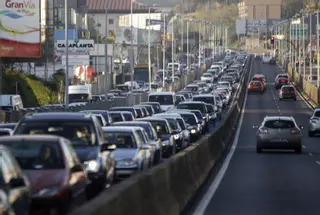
top-left (68, 84), bottom-right (92, 104)
top-left (0, 95), bottom-right (23, 111)
top-left (133, 64), bottom-right (156, 84)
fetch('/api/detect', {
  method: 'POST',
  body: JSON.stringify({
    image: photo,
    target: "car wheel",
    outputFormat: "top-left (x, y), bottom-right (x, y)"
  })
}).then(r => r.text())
top-left (308, 131), bottom-right (314, 137)
top-left (293, 97), bottom-right (297, 101)
top-left (256, 145), bottom-right (262, 153)
top-left (279, 98), bottom-right (282, 100)
top-left (295, 146), bottom-right (302, 154)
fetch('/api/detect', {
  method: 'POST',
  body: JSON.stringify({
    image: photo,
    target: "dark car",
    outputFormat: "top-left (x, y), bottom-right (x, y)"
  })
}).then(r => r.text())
top-left (80, 110), bottom-right (112, 126)
top-left (121, 111), bottom-right (135, 121)
top-left (109, 107), bottom-right (138, 118)
top-left (109, 111), bottom-right (126, 122)
top-left (275, 77), bottom-right (289, 89)
top-left (0, 135), bottom-right (88, 214)
top-left (0, 128), bottom-right (12, 136)
top-left (0, 123), bottom-right (17, 130)
top-left (0, 145), bottom-right (31, 215)
top-left (134, 105), bottom-right (155, 116)
top-left (279, 85), bottom-right (297, 101)
top-left (13, 112), bottom-right (116, 195)
top-left (269, 57), bottom-right (276, 65)
top-left (140, 102), bottom-right (162, 114)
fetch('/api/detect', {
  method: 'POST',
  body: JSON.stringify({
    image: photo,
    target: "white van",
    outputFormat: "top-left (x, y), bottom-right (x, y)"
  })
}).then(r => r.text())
top-left (0, 95), bottom-right (24, 111)
top-left (68, 85), bottom-right (92, 104)
top-left (148, 92), bottom-right (176, 111)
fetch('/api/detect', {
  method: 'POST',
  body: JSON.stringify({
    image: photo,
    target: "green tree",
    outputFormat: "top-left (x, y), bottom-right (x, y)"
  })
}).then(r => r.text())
top-left (282, 0), bottom-right (305, 18)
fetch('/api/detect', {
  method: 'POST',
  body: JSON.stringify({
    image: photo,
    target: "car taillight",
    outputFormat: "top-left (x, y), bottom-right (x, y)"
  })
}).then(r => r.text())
top-left (281, 80), bottom-right (285, 83)
top-left (248, 84), bottom-right (252, 89)
top-left (259, 128), bottom-right (268, 134)
top-left (291, 90), bottom-right (296, 94)
top-left (291, 128), bottom-right (299, 134)
top-left (280, 90), bottom-right (284, 94)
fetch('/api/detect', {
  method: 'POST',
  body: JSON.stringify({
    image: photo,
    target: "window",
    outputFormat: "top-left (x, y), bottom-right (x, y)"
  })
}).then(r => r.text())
top-left (104, 132), bottom-right (137, 148)
top-left (109, 19), bottom-right (114, 25)
top-left (135, 130), bottom-right (148, 143)
top-left (264, 120), bottom-right (295, 129)
top-left (2, 141), bottom-right (65, 170)
top-left (61, 141), bottom-right (76, 168)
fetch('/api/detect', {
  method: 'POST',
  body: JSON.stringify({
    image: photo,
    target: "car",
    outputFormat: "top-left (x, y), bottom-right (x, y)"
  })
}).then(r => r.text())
top-left (91, 113), bottom-right (107, 127)
top-left (262, 53), bottom-right (272, 64)
top-left (136, 117), bottom-right (176, 157)
top-left (13, 112), bottom-right (117, 194)
top-left (255, 54), bottom-right (262, 60)
top-left (275, 74), bottom-right (289, 82)
top-left (248, 80), bottom-right (264, 94)
top-left (109, 107), bottom-right (138, 118)
top-left (0, 128), bottom-right (12, 136)
top-left (176, 94), bottom-right (186, 105)
top-left (140, 102), bottom-right (162, 114)
top-left (152, 114), bottom-right (187, 151)
top-left (176, 91), bottom-right (193, 101)
top-left (0, 145), bottom-right (31, 215)
top-left (102, 127), bottom-right (152, 180)
top-left (110, 121), bottom-right (162, 163)
top-left (134, 104), bottom-right (155, 116)
top-left (252, 74), bottom-right (266, 88)
top-left (255, 116), bottom-right (303, 153)
top-left (279, 85), bottom-right (296, 101)
top-left (80, 110), bottom-right (113, 126)
top-left (109, 111), bottom-right (126, 122)
top-left (119, 111), bottom-right (134, 121)
top-left (201, 73), bottom-right (214, 83)
top-left (170, 109), bottom-right (206, 134)
top-left (269, 56), bottom-right (276, 65)
top-left (185, 84), bottom-right (200, 94)
top-left (205, 104), bottom-right (217, 124)
top-left (217, 81), bottom-right (233, 92)
top-left (275, 77), bottom-right (289, 89)
top-left (0, 135), bottom-right (88, 214)
top-left (308, 108), bottom-right (320, 137)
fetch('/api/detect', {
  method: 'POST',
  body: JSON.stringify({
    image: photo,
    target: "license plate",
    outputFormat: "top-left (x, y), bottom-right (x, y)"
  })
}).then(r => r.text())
top-left (271, 138), bottom-right (288, 143)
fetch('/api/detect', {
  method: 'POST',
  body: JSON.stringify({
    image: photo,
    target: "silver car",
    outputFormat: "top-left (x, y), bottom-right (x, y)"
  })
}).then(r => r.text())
top-left (102, 126), bottom-right (152, 180)
top-left (255, 116), bottom-right (303, 153)
top-left (308, 108), bottom-right (320, 137)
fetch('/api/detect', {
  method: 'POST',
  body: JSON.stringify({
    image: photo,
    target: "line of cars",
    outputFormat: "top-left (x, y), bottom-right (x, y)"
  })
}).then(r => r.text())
top-left (0, 51), bottom-right (247, 215)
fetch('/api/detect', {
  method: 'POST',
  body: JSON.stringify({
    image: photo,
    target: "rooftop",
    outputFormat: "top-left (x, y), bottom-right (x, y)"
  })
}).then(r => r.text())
top-left (87, 0), bottom-right (156, 13)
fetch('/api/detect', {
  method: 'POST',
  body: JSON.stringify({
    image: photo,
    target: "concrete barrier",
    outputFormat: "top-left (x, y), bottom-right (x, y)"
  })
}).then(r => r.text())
top-left (67, 56), bottom-right (253, 215)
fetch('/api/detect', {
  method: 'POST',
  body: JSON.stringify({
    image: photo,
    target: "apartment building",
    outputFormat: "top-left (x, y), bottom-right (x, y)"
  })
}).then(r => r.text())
top-left (238, 0), bottom-right (282, 19)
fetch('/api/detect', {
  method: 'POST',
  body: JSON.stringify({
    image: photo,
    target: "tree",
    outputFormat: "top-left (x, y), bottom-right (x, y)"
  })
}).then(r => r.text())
top-left (282, 0), bottom-right (304, 18)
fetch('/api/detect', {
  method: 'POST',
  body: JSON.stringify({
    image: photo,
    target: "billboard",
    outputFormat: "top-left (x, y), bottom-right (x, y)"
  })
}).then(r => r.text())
top-left (115, 27), bottom-right (138, 45)
top-left (137, 29), bottom-right (160, 45)
top-left (0, 0), bottom-right (41, 57)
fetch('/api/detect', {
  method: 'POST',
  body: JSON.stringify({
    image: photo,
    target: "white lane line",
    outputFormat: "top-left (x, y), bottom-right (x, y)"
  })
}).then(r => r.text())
top-left (302, 145), bottom-right (306, 149)
top-left (309, 153), bottom-right (313, 156)
top-left (316, 161), bottom-right (320, 165)
top-left (192, 58), bottom-right (253, 215)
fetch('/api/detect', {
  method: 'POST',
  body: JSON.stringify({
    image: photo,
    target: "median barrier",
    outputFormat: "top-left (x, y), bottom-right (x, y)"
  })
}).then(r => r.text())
top-left (68, 56), bottom-right (253, 215)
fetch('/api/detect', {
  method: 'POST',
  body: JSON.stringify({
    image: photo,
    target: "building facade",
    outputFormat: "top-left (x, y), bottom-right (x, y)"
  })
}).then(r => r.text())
top-left (238, 0), bottom-right (282, 19)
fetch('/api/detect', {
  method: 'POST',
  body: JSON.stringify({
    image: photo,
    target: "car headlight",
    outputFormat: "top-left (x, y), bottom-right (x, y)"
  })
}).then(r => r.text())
top-left (174, 134), bottom-right (180, 139)
top-left (162, 140), bottom-right (170, 146)
top-left (34, 186), bottom-right (61, 197)
top-left (84, 160), bottom-right (100, 172)
top-left (117, 159), bottom-right (137, 166)
top-left (191, 129), bottom-right (196, 134)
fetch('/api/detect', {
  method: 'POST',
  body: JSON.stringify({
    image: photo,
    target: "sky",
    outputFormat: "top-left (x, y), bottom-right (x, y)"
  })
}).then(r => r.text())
top-left (137, 0), bottom-right (181, 7)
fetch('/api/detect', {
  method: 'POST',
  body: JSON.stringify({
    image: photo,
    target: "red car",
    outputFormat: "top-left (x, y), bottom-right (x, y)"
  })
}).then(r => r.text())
top-left (248, 81), bottom-right (264, 94)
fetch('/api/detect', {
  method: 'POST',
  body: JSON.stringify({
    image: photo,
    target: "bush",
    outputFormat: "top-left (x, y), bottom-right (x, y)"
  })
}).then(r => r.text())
top-left (3, 70), bottom-right (58, 107)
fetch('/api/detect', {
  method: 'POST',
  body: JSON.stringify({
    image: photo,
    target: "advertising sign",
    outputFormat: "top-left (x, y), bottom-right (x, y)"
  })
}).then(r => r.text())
top-left (56, 39), bottom-right (95, 52)
top-left (146, 19), bottom-right (164, 26)
top-left (61, 55), bottom-right (90, 66)
top-left (115, 27), bottom-right (138, 45)
top-left (246, 19), bottom-right (267, 35)
top-left (290, 24), bottom-right (308, 40)
top-left (0, 0), bottom-right (41, 57)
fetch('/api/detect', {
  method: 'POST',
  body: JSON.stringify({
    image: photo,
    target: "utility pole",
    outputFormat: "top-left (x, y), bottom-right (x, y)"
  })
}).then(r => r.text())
top-left (64, 0), bottom-right (69, 106)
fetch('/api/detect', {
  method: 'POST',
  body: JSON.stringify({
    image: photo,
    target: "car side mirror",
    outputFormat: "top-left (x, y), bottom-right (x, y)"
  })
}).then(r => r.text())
top-left (299, 125), bottom-right (304, 130)
top-left (9, 177), bottom-right (26, 188)
top-left (101, 143), bottom-right (116, 152)
top-left (71, 164), bottom-right (83, 172)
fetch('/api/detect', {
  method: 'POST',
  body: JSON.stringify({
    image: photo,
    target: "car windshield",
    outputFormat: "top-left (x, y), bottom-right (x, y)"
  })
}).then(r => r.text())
top-left (314, 111), bottom-right (320, 117)
top-left (110, 113), bottom-right (124, 122)
top-left (148, 95), bottom-right (173, 105)
top-left (193, 97), bottom-right (215, 105)
top-left (15, 121), bottom-right (97, 146)
top-left (185, 86), bottom-right (198, 91)
top-left (123, 113), bottom-right (134, 121)
top-left (94, 116), bottom-right (104, 126)
top-left (147, 120), bottom-right (170, 136)
top-left (165, 118), bottom-right (178, 130)
top-left (114, 123), bottom-right (154, 140)
top-left (104, 132), bottom-right (137, 148)
top-left (181, 114), bottom-right (197, 125)
top-left (203, 74), bottom-right (212, 77)
top-left (176, 118), bottom-right (186, 129)
top-left (1, 141), bottom-right (64, 170)
top-left (0, 130), bottom-right (10, 136)
top-left (178, 103), bottom-right (206, 114)
top-left (264, 120), bottom-right (295, 129)
top-left (206, 105), bottom-right (214, 113)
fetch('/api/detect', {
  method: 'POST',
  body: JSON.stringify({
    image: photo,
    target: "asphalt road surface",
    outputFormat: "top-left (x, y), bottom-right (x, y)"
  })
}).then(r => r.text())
top-left (192, 59), bottom-right (320, 215)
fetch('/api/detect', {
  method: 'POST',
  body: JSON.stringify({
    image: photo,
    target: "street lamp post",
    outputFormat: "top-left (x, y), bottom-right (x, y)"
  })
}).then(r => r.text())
top-left (64, 0), bottom-right (69, 106)
top-left (172, 17), bottom-right (175, 87)
top-left (148, 6), bottom-right (151, 91)
top-left (104, 0), bottom-right (109, 100)
top-left (198, 21), bottom-right (201, 68)
top-left (162, 13), bottom-right (166, 87)
top-left (187, 20), bottom-right (189, 72)
top-left (130, 0), bottom-right (134, 99)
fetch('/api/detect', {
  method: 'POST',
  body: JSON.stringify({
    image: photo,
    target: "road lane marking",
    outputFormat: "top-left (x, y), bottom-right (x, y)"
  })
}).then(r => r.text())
top-left (316, 161), bottom-right (320, 165)
top-left (302, 145), bottom-right (306, 149)
top-left (309, 153), bottom-right (313, 156)
top-left (192, 57), bottom-right (254, 215)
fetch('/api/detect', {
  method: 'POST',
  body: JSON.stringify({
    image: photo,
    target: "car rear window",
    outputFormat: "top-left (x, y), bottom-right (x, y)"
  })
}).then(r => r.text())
top-left (251, 82), bottom-right (262, 86)
top-left (278, 78), bottom-right (288, 83)
top-left (314, 111), bottom-right (320, 117)
top-left (178, 103), bottom-right (206, 114)
top-left (192, 97), bottom-right (215, 105)
top-left (282, 86), bottom-right (295, 91)
top-left (264, 120), bottom-right (295, 129)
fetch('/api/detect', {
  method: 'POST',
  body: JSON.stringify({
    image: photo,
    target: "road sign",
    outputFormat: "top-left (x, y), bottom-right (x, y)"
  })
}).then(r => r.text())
top-left (146, 19), bottom-right (164, 26)
top-left (290, 24), bottom-right (308, 40)
top-left (62, 55), bottom-right (90, 66)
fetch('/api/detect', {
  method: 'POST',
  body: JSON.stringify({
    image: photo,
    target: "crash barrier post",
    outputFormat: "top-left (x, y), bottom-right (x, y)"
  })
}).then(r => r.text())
top-left (67, 56), bottom-right (253, 215)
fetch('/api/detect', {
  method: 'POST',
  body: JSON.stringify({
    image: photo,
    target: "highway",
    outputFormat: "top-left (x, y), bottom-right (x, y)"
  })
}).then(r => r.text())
top-left (192, 59), bottom-right (320, 215)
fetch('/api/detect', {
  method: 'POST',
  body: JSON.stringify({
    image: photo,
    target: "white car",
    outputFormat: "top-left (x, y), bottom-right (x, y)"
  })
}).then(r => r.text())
top-left (210, 65), bottom-right (223, 75)
top-left (262, 54), bottom-right (272, 64)
top-left (201, 73), bottom-right (214, 83)
top-left (217, 81), bottom-right (232, 92)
